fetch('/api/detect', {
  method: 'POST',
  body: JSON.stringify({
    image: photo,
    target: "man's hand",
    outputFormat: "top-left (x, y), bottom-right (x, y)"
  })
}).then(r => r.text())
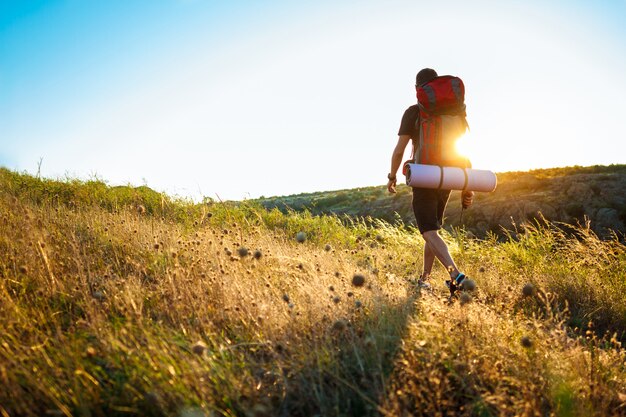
top-left (388, 135), bottom-right (410, 194)
top-left (461, 190), bottom-right (474, 209)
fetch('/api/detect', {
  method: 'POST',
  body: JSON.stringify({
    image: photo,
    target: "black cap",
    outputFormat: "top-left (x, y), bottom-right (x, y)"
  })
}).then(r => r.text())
top-left (416, 68), bottom-right (438, 86)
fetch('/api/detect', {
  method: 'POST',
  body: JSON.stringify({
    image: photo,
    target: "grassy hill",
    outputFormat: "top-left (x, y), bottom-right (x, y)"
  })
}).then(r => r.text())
top-left (1, 167), bottom-right (625, 416)
top-left (257, 165), bottom-right (626, 240)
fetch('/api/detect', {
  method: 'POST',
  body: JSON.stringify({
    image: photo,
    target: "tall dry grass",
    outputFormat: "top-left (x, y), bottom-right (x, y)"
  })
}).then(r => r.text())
top-left (0, 169), bottom-right (625, 416)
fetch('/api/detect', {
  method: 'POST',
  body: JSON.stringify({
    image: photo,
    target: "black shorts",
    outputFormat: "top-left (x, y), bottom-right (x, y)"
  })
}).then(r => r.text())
top-left (412, 187), bottom-right (451, 234)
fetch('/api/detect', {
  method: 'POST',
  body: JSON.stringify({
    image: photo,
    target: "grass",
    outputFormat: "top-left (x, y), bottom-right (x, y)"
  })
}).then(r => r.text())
top-left (0, 168), bottom-right (625, 416)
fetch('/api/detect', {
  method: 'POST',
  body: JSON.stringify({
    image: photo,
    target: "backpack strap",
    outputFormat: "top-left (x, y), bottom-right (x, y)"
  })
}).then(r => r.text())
top-left (437, 166), bottom-right (444, 189)
top-left (412, 109), bottom-right (420, 164)
top-left (418, 103), bottom-right (467, 117)
top-left (462, 167), bottom-right (469, 191)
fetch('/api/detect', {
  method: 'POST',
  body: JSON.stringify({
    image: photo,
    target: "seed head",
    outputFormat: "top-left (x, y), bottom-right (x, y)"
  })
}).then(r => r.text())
top-left (520, 336), bottom-right (533, 348)
top-left (352, 274), bottom-right (366, 287)
top-left (92, 291), bottom-right (105, 302)
top-left (191, 341), bottom-right (207, 355)
top-left (296, 232), bottom-right (307, 243)
top-left (237, 247), bottom-right (249, 257)
top-left (324, 244), bottom-right (332, 252)
top-left (460, 292), bottom-right (472, 305)
top-left (18, 265), bottom-right (28, 274)
top-left (333, 296), bottom-right (341, 304)
top-left (137, 205), bottom-right (146, 214)
top-left (479, 266), bottom-right (486, 273)
top-left (355, 300), bottom-right (362, 308)
top-left (522, 283), bottom-right (535, 297)
top-left (332, 319), bottom-right (348, 332)
top-left (461, 279), bottom-right (476, 291)
top-left (253, 250), bottom-right (263, 259)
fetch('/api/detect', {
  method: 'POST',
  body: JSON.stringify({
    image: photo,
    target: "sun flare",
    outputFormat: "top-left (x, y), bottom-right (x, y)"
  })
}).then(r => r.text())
top-left (455, 131), bottom-right (473, 160)
top-left (454, 131), bottom-right (501, 171)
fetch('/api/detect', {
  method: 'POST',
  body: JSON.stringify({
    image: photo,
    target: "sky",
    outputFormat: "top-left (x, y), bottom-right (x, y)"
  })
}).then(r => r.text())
top-left (1, 0), bottom-right (626, 201)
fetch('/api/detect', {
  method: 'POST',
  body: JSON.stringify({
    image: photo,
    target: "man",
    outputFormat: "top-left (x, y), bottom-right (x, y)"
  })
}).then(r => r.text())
top-left (387, 68), bottom-right (473, 295)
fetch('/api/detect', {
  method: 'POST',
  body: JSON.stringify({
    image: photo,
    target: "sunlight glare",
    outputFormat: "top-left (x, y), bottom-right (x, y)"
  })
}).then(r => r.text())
top-left (455, 131), bottom-right (473, 160)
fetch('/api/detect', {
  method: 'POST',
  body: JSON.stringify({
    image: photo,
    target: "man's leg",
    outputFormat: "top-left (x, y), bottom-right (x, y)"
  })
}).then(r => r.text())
top-left (413, 187), bottom-right (461, 280)
top-left (422, 230), bottom-right (460, 279)
top-left (422, 241), bottom-right (435, 279)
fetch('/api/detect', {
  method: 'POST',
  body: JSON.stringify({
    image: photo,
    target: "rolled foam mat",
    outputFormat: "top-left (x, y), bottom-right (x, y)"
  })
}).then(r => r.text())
top-left (404, 163), bottom-right (497, 192)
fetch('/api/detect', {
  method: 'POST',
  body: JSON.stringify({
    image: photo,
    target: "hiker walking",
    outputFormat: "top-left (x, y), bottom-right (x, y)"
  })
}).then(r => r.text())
top-left (387, 68), bottom-right (473, 296)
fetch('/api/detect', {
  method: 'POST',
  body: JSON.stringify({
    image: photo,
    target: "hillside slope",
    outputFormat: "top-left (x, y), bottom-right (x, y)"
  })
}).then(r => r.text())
top-left (257, 165), bottom-right (626, 239)
top-left (1, 168), bottom-right (625, 416)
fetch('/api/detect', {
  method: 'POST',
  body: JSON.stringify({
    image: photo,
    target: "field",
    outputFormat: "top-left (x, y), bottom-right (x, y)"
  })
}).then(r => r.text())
top-left (1, 167), bottom-right (625, 416)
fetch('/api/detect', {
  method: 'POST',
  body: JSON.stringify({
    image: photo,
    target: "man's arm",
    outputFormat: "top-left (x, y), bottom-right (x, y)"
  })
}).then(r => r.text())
top-left (387, 134), bottom-right (411, 193)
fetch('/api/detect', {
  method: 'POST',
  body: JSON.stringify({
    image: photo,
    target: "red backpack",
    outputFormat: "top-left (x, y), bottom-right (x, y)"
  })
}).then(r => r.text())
top-left (414, 75), bottom-right (469, 168)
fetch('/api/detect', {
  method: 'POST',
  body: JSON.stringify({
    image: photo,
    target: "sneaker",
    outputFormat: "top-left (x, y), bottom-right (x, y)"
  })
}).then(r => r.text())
top-left (455, 272), bottom-right (467, 288)
top-left (417, 274), bottom-right (432, 290)
top-left (418, 279), bottom-right (432, 290)
top-left (445, 273), bottom-right (467, 296)
top-left (445, 279), bottom-right (456, 296)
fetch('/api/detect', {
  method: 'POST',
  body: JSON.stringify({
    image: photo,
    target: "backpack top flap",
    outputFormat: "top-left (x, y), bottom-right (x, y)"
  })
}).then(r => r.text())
top-left (417, 75), bottom-right (465, 115)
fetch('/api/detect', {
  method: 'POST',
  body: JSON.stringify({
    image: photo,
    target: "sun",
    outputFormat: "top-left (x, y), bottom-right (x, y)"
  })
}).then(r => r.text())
top-left (454, 131), bottom-right (501, 170)
top-left (455, 131), bottom-right (474, 160)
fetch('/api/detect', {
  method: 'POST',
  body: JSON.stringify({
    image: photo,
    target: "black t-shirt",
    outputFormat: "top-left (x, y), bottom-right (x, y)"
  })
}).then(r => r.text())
top-left (397, 104), bottom-right (420, 139)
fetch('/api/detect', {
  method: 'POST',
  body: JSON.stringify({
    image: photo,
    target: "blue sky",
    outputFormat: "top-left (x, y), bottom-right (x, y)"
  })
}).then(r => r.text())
top-left (1, 0), bottom-right (626, 200)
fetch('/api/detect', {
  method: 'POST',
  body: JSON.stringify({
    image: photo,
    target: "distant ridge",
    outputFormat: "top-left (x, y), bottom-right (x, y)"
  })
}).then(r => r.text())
top-left (257, 165), bottom-right (626, 239)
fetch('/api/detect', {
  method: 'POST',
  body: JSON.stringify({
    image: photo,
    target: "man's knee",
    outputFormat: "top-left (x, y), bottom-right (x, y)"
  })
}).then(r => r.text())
top-left (421, 230), bottom-right (439, 240)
